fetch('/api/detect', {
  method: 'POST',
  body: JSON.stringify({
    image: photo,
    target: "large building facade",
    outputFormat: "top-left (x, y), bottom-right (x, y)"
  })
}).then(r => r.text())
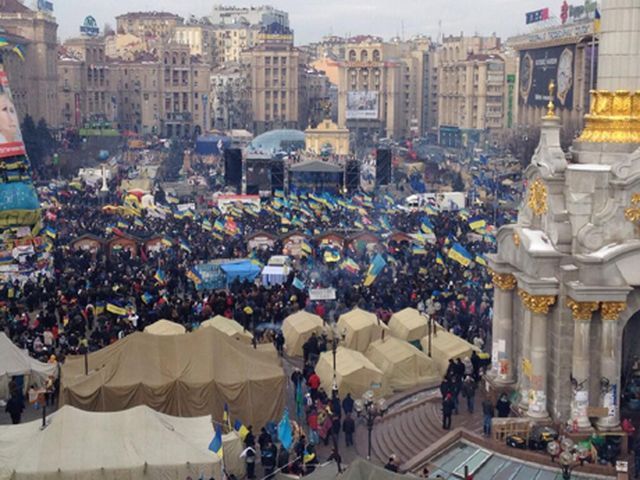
top-left (488, 0), bottom-right (640, 431)
top-left (508, 19), bottom-right (598, 140)
top-left (0, 0), bottom-right (58, 126)
top-left (210, 5), bottom-right (288, 29)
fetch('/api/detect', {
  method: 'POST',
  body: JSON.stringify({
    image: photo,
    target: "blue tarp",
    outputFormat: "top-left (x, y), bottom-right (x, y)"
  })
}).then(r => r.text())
top-left (220, 261), bottom-right (260, 285)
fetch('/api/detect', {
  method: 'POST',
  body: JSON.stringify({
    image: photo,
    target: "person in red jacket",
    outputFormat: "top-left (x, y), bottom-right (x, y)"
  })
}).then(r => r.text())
top-left (307, 371), bottom-right (321, 402)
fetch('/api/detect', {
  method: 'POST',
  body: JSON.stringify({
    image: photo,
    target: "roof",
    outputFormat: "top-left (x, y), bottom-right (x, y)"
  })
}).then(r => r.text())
top-left (249, 129), bottom-right (305, 152)
top-left (116, 11), bottom-right (183, 20)
top-left (0, 0), bottom-right (31, 14)
top-left (289, 159), bottom-right (344, 173)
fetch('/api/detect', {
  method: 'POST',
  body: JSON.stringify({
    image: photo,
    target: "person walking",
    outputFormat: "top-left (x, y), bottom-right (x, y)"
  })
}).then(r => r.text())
top-left (343, 414), bottom-right (355, 447)
top-left (5, 393), bottom-right (25, 425)
top-left (240, 443), bottom-right (257, 479)
top-left (482, 399), bottom-right (494, 436)
top-left (496, 392), bottom-right (511, 418)
top-left (442, 393), bottom-right (454, 430)
top-left (461, 376), bottom-right (477, 414)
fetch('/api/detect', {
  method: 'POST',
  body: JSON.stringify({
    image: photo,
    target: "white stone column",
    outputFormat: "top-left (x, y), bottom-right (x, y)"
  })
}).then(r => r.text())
top-left (597, 301), bottom-right (626, 431)
top-left (519, 289), bottom-right (556, 419)
top-left (489, 271), bottom-right (517, 384)
top-left (518, 309), bottom-right (532, 410)
top-left (567, 299), bottom-right (599, 431)
top-left (597, 0), bottom-right (640, 91)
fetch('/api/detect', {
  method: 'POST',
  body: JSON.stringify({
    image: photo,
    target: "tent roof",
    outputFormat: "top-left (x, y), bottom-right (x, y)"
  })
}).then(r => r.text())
top-left (60, 327), bottom-right (285, 426)
top-left (289, 159), bottom-right (343, 173)
top-left (200, 315), bottom-right (253, 342)
top-left (338, 308), bottom-right (382, 330)
top-left (388, 308), bottom-right (427, 341)
top-left (315, 347), bottom-right (388, 398)
top-left (420, 330), bottom-right (477, 375)
top-left (0, 332), bottom-right (56, 379)
top-left (143, 319), bottom-right (186, 335)
top-left (283, 310), bottom-right (324, 334)
top-left (220, 260), bottom-right (261, 276)
top-left (0, 405), bottom-right (220, 479)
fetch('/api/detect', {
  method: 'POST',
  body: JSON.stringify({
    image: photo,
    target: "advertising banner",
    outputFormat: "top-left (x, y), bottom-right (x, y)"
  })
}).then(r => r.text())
top-left (519, 45), bottom-right (575, 108)
top-left (0, 71), bottom-right (26, 159)
top-left (346, 91), bottom-right (379, 120)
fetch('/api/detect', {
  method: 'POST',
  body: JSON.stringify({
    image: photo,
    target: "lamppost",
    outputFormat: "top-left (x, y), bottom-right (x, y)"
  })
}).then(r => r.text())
top-left (354, 390), bottom-right (389, 460)
top-left (327, 322), bottom-right (346, 394)
top-left (547, 438), bottom-right (580, 480)
top-left (425, 298), bottom-right (441, 358)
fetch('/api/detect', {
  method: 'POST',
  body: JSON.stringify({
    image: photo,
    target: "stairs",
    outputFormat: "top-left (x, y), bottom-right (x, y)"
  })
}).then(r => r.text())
top-left (359, 396), bottom-right (484, 466)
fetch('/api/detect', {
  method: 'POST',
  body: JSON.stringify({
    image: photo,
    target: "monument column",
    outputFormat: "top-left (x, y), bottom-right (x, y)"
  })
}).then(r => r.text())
top-left (597, 301), bottom-right (626, 431)
top-left (519, 289), bottom-right (556, 419)
top-left (489, 270), bottom-right (517, 384)
top-left (567, 298), bottom-right (599, 431)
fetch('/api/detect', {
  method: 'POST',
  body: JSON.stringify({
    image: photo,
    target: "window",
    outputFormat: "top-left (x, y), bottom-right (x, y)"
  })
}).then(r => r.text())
top-left (361, 50), bottom-right (368, 62)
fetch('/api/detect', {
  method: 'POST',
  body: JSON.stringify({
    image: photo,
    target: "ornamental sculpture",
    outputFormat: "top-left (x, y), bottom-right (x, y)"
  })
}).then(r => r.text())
top-left (579, 90), bottom-right (640, 144)
top-left (513, 232), bottom-right (521, 247)
top-left (489, 270), bottom-right (517, 291)
top-left (601, 302), bottom-right (627, 321)
top-left (566, 298), bottom-right (599, 321)
top-left (518, 289), bottom-right (556, 314)
top-left (527, 179), bottom-right (548, 216)
top-left (625, 193), bottom-right (640, 223)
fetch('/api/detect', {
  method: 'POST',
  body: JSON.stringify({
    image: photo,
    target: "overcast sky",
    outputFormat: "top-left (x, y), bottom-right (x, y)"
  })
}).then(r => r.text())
top-left (52, 0), bottom-right (553, 45)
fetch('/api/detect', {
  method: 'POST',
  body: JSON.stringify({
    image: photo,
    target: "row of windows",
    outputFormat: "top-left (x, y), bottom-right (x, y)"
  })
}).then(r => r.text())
top-left (348, 49), bottom-right (381, 62)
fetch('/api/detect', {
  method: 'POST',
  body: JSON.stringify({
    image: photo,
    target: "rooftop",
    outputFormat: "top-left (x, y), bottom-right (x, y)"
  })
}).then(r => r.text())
top-left (0, 0), bottom-right (31, 14)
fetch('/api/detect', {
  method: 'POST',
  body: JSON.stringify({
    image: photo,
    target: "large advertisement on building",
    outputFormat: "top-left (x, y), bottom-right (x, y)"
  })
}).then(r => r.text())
top-left (346, 91), bottom-right (379, 120)
top-left (0, 71), bottom-right (26, 159)
top-left (519, 45), bottom-right (575, 109)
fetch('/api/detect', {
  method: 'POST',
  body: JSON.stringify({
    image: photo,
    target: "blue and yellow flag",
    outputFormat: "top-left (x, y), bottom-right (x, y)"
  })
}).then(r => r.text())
top-left (106, 302), bottom-right (127, 316)
top-left (363, 254), bottom-right (387, 287)
top-left (448, 243), bottom-right (473, 267)
top-left (209, 424), bottom-right (223, 457)
top-left (420, 217), bottom-right (435, 235)
top-left (234, 419), bottom-right (250, 441)
top-left (412, 244), bottom-right (427, 255)
top-left (436, 252), bottom-right (445, 266)
top-left (468, 216), bottom-right (486, 231)
top-left (475, 254), bottom-right (488, 267)
top-left (186, 267), bottom-right (203, 285)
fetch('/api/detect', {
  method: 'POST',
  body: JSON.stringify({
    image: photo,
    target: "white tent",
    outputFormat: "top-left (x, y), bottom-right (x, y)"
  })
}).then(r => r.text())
top-left (282, 311), bottom-right (324, 357)
top-left (200, 315), bottom-right (253, 344)
top-left (0, 405), bottom-right (221, 480)
top-left (143, 319), bottom-right (186, 335)
top-left (337, 308), bottom-right (388, 352)
top-left (0, 333), bottom-right (57, 400)
top-left (420, 329), bottom-right (478, 375)
top-left (388, 308), bottom-right (428, 342)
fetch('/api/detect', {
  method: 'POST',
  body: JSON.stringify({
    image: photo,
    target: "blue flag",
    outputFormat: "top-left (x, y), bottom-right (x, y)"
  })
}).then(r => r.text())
top-left (278, 409), bottom-right (293, 450)
top-left (208, 424), bottom-right (223, 456)
top-left (292, 277), bottom-right (305, 290)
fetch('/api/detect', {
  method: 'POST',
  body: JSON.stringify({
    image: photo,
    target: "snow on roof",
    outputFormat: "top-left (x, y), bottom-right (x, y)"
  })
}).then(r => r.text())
top-left (567, 164), bottom-right (611, 172)
top-left (520, 228), bottom-right (558, 254)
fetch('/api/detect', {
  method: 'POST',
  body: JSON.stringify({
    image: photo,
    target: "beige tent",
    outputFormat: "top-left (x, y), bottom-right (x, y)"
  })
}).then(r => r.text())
top-left (282, 311), bottom-right (324, 357)
top-left (337, 308), bottom-right (388, 352)
top-left (221, 430), bottom-right (246, 479)
top-left (365, 337), bottom-right (440, 392)
top-left (143, 319), bottom-right (186, 335)
top-left (200, 315), bottom-right (253, 344)
top-left (0, 405), bottom-right (221, 480)
top-left (388, 308), bottom-right (427, 342)
top-left (0, 333), bottom-right (57, 400)
top-left (315, 347), bottom-right (388, 399)
top-left (60, 327), bottom-right (285, 428)
top-left (420, 329), bottom-right (477, 375)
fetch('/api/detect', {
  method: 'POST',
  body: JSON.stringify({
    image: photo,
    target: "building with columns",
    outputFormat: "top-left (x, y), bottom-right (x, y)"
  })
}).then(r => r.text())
top-left (488, 0), bottom-right (640, 431)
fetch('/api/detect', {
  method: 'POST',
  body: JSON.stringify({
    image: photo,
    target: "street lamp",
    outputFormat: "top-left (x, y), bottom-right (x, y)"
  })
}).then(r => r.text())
top-left (326, 322), bottom-right (346, 394)
top-left (547, 438), bottom-right (579, 480)
top-left (425, 298), bottom-right (441, 358)
top-left (354, 390), bottom-right (389, 460)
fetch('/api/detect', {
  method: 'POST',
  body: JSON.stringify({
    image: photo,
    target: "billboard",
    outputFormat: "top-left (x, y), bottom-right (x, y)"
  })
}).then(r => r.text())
top-left (0, 71), bottom-right (26, 159)
top-left (519, 45), bottom-right (575, 108)
top-left (346, 91), bottom-right (379, 120)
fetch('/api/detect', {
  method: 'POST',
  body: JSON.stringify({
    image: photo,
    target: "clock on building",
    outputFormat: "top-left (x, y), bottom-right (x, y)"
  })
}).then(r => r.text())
top-left (556, 48), bottom-right (574, 106)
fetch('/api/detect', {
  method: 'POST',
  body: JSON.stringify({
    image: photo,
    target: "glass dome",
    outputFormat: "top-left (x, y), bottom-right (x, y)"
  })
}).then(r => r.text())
top-left (248, 129), bottom-right (305, 154)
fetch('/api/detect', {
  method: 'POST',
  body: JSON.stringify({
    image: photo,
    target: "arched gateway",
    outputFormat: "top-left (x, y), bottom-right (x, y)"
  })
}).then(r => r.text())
top-left (487, 0), bottom-right (640, 431)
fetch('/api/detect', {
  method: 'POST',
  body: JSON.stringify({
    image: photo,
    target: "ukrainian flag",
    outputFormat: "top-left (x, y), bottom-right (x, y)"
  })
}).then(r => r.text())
top-left (223, 402), bottom-right (231, 429)
top-left (363, 254), bottom-right (387, 287)
top-left (323, 249), bottom-right (341, 263)
top-left (179, 240), bottom-right (192, 253)
top-left (421, 217), bottom-right (435, 235)
top-left (161, 236), bottom-right (173, 247)
top-left (468, 216), bottom-right (487, 231)
top-left (202, 219), bottom-right (212, 231)
top-left (186, 267), bottom-right (203, 285)
top-left (412, 244), bottom-right (427, 255)
top-left (301, 240), bottom-right (313, 255)
top-left (448, 243), bottom-right (473, 267)
top-left (106, 303), bottom-right (127, 316)
top-left (214, 219), bottom-right (225, 231)
top-left (154, 269), bottom-right (166, 284)
top-left (234, 419), bottom-right (250, 441)
top-left (475, 255), bottom-right (488, 267)
top-left (209, 424), bottom-right (223, 457)
top-left (436, 252), bottom-right (445, 266)
top-left (424, 204), bottom-right (438, 215)
top-left (43, 226), bottom-right (57, 239)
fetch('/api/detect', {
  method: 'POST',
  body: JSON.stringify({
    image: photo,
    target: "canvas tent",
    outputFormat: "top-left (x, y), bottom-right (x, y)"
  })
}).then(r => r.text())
top-left (143, 319), bottom-right (186, 335)
top-left (60, 327), bottom-right (285, 428)
top-left (0, 333), bottom-right (57, 400)
top-left (420, 329), bottom-right (477, 375)
top-left (282, 310), bottom-right (324, 357)
top-left (388, 308), bottom-right (428, 342)
top-left (0, 405), bottom-right (221, 480)
top-left (365, 337), bottom-right (440, 392)
top-left (315, 347), bottom-right (388, 399)
top-left (200, 315), bottom-right (253, 344)
top-left (337, 308), bottom-right (388, 352)
top-left (221, 430), bottom-right (246, 479)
